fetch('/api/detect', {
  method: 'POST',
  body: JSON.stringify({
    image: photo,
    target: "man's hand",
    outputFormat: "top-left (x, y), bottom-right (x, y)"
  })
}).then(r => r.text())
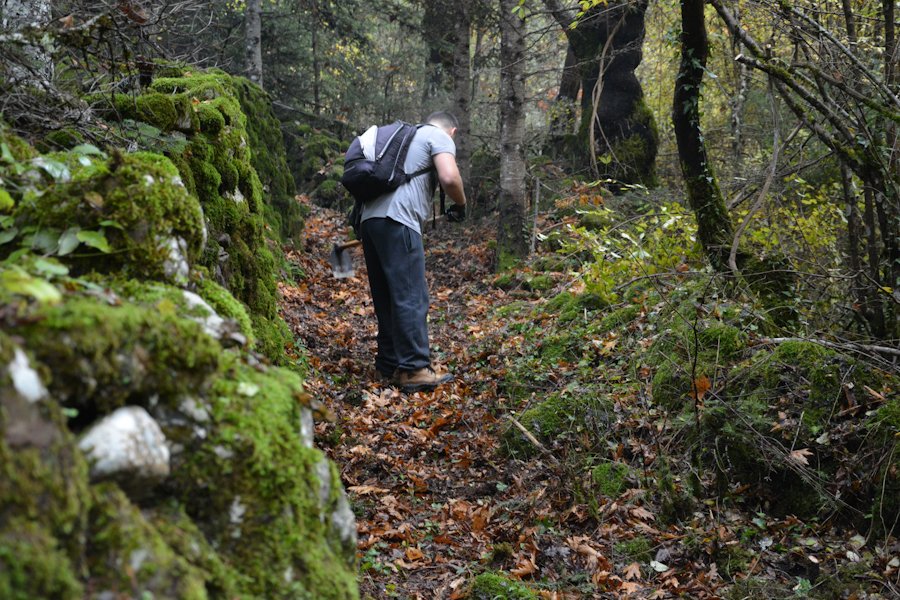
top-left (445, 203), bottom-right (466, 222)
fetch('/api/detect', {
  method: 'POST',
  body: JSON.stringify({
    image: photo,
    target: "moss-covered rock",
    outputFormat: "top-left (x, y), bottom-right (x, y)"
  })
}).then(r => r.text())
top-left (232, 78), bottom-right (301, 241)
top-left (0, 520), bottom-right (83, 600)
top-left (85, 484), bottom-right (208, 598)
top-left (79, 68), bottom-right (296, 362)
top-left (6, 150), bottom-right (205, 285)
top-left (648, 318), bottom-right (747, 410)
top-left (1, 261), bottom-right (358, 598)
top-left (468, 572), bottom-right (538, 599)
top-left (502, 391), bottom-right (612, 458)
top-left (2, 85), bottom-right (358, 598)
top-left (169, 360), bottom-right (357, 598)
top-left (15, 292), bottom-right (222, 416)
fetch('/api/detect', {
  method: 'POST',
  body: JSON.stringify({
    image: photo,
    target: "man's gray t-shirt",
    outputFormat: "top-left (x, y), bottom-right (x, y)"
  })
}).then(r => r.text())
top-left (361, 125), bottom-right (456, 235)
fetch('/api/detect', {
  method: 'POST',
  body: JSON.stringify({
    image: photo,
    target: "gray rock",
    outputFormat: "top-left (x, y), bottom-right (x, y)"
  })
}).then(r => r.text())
top-left (314, 458), bottom-right (357, 552)
top-left (299, 407), bottom-right (314, 448)
top-left (79, 406), bottom-right (170, 482)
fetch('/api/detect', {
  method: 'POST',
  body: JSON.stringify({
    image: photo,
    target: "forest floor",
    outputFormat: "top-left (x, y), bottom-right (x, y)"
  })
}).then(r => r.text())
top-left (279, 200), bottom-right (898, 599)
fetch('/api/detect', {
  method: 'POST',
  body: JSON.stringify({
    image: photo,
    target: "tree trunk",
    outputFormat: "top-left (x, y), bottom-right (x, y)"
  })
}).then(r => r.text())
top-left (422, 0), bottom-right (473, 192)
top-left (0, 0), bottom-right (53, 86)
top-left (673, 0), bottom-right (733, 271)
top-left (450, 9), bottom-right (472, 192)
top-left (497, 0), bottom-right (528, 267)
top-left (543, 0), bottom-right (657, 187)
top-left (245, 0), bottom-right (263, 88)
top-left (548, 43), bottom-right (581, 138)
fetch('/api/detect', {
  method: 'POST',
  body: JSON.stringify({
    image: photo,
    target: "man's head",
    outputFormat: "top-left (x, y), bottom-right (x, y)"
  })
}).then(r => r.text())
top-left (426, 111), bottom-right (459, 138)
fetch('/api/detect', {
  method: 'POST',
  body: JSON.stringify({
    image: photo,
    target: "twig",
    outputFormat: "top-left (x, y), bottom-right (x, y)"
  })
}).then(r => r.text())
top-left (755, 337), bottom-right (900, 359)
top-left (505, 415), bottom-right (561, 465)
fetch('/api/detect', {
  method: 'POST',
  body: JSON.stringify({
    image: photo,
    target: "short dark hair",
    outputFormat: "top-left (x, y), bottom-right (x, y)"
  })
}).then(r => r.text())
top-left (426, 111), bottom-right (459, 130)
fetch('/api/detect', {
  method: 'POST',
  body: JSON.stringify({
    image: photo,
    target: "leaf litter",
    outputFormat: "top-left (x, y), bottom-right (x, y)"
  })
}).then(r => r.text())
top-left (278, 199), bottom-right (899, 599)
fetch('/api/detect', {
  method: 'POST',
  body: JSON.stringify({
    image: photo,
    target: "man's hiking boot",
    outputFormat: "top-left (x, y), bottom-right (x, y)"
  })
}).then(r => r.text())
top-left (396, 366), bottom-right (452, 393)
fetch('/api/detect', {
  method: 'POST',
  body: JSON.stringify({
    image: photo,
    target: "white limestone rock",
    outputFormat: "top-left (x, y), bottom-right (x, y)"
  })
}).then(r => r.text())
top-left (79, 406), bottom-right (170, 482)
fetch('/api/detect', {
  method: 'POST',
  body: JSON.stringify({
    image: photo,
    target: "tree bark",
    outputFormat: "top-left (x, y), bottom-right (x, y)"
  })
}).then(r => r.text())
top-left (497, 0), bottom-right (529, 266)
top-left (0, 0), bottom-right (53, 86)
top-left (422, 0), bottom-right (474, 192)
top-left (245, 0), bottom-right (263, 88)
top-left (673, 0), bottom-right (733, 271)
top-left (549, 43), bottom-right (580, 137)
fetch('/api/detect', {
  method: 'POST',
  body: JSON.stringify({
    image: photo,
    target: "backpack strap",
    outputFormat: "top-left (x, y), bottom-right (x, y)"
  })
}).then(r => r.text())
top-left (405, 123), bottom-right (437, 182)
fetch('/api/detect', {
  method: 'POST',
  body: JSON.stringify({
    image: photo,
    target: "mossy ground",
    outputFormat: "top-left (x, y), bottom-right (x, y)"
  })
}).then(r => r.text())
top-left (468, 572), bottom-right (538, 599)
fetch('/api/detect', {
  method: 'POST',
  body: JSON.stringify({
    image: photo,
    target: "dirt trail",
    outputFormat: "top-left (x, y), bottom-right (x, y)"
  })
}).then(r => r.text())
top-left (280, 203), bottom-right (530, 598)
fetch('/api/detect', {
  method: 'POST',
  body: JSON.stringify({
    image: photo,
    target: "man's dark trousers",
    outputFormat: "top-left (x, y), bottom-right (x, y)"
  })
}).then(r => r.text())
top-left (360, 217), bottom-right (430, 377)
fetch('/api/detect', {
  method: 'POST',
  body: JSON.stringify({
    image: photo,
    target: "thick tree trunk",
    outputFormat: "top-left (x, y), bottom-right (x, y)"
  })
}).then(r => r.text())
top-left (0, 0), bottom-right (53, 86)
top-left (497, 0), bottom-right (528, 266)
top-left (244, 0), bottom-right (263, 88)
top-left (673, 0), bottom-right (733, 271)
top-left (543, 0), bottom-right (657, 186)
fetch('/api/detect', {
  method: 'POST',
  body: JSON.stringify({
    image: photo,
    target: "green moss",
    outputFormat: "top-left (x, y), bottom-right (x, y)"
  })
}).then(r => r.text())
top-left (197, 103), bottom-right (225, 135)
top-left (135, 92), bottom-right (179, 131)
top-left (196, 277), bottom-right (255, 343)
top-left (251, 313), bottom-right (292, 363)
top-left (614, 536), bottom-right (653, 563)
top-left (495, 301), bottom-right (529, 318)
top-left (597, 304), bottom-right (641, 333)
top-left (40, 128), bottom-right (84, 152)
top-left (9, 151), bottom-right (205, 283)
top-left (170, 362), bottom-right (358, 599)
top-left (492, 273), bottom-right (517, 290)
top-left (313, 178), bottom-right (344, 208)
top-left (16, 295), bottom-right (222, 415)
top-left (0, 521), bottom-right (82, 600)
top-left (763, 341), bottom-right (841, 405)
top-left (468, 572), bottom-right (537, 600)
top-left (86, 484), bottom-right (208, 599)
top-left (151, 74), bottom-right (228, 100)
top-left (591, 462), bottom-right (630, 498)
top-left (698, 324), bottom-right (746, 361)
top-left (502, 392), bottom-right (611, 458)
top-left (497, 249), bottom-right (520, 273)
top-left (525, 274), bottom-right (553, 292)
top-left (233, 78), bottom-right (300, 241)
top-left (0, 371), bottom-right (90, 598)
top-left (866, 397), bottom-right (900, 534)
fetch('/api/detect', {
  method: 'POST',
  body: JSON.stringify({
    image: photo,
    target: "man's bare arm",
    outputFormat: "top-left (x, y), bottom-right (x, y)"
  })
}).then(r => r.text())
top-left (433, 152), bottom-right (467, 206)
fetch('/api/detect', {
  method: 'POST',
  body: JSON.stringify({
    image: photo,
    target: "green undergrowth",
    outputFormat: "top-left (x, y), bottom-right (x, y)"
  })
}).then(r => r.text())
top-left (485, 193), bottom-right (899, 593)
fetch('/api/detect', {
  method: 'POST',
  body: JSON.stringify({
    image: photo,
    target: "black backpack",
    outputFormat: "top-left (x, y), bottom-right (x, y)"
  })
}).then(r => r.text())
top-left (340, 121), bottom-right (433, 204)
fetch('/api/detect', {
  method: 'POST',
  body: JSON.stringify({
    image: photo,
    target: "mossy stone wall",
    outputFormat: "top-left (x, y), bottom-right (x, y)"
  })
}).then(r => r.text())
top-left (83, 68), bottom-right (297, 363)
top-left (1, 87), bottom-right (357, 597)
